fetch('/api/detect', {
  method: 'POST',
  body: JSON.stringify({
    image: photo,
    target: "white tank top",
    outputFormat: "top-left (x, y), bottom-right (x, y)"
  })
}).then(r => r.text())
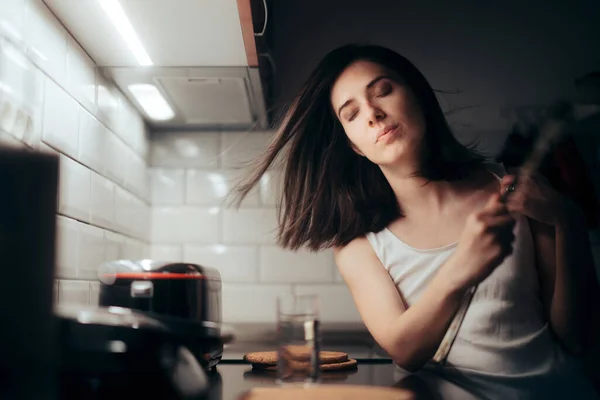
top-left (365, 169), bottom-right (597, 399)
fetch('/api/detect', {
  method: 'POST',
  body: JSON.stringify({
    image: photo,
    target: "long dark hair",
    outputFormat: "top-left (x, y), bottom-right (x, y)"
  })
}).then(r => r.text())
top-left (235, 44), bottom-right (485, 251)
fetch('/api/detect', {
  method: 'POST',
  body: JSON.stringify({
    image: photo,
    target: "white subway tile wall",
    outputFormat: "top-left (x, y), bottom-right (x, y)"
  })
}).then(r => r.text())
top-left (58, 154), bottom-right (91, 222)
top-left (24, 0), bottom-right (68, 86)
top-left (151, 244), bottom-right (183, 261)
top-left (220, 131), bottom-right (272, 168)
top-left (151, 168), bottom-right (186, 206)
top-left (90, 171), bottom-right (115, 229)
top-left (149, 131), bottom-right (351, 324)
top-left (105, 231), bottom-right (125, 262)
top-left (65, 37), bottom-right (96, 114)
top-left (78, 223), bottom-right (105, 280)
top-left (78, 109), bottom-right (107, 173)
top-left (259, 247), bottom-right (335, 283)
top-left (335, 270), bottom-right (345, 283)
top-left (151, 206), bottom-right (220, 243)
top-left (259, 170), bottom-right (283, 206)
top-left (184, 244), bottom-right (259, 283)
top-left (2, 0), bottom-right (598, 326)
top-left (0, 131), bottom-right (25, 147)
top-left (151, 131), bottom-right (220, 168)
top-left (43, 78), bottom-right (80, 158)
top-left (0, 1), bottom-right (150, 306)
top-left (148, 126), bottom-right (600, 325)
top-left (294, 285), bottom-right (362, 323)
top-left (221, 283), bottom-right (293, 323)
top-left (58, 280), bottom-right (90, 306)
top-left (222, 208), bottom-right (278, 244)
top-left (185, 169), bottom-right (261, 207)
top-left (0, 0), bottom-right (27, 29)
top-left (56, 215), bottom-right (79, 279)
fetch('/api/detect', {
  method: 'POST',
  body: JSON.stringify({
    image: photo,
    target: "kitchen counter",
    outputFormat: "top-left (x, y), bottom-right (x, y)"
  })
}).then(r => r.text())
top-left (211, 361), bottom-right (400, 400)
top-left (207, 341), bottom-right (404, 399)
top-left (210, 343), bottom-right (480, 400)
top-left (212, 342), bottom-right (596, 399)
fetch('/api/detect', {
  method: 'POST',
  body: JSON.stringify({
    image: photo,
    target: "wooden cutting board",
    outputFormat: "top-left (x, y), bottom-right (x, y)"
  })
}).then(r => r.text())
top-left (238, 385), bottom-right (415, 400)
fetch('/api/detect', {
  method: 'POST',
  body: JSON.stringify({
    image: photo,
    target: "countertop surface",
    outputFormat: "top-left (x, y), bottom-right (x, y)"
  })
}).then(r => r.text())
top-left (212, 361), bottom-right (401, 400)
top-left (211, 342), bottom-right (405, 399)
top-left (211, 343), bottom-right (479, 400)
top-left (212, 343), bottom-right (597, 399)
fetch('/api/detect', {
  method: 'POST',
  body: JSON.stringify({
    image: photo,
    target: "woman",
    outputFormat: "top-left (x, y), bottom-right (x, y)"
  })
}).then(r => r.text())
top-left (235, 44), bottom-right (599, 398)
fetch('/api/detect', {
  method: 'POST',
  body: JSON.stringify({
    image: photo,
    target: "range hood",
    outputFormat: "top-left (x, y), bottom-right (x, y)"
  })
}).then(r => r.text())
top-left (104, 66), bottom-right (268, 131)
top-left (42, 0), bottom-right (270, 131)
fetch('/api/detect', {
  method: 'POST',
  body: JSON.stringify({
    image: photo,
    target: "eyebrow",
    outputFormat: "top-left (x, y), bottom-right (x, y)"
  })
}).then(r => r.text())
top-left (336, 75), bottom-right (392, 117)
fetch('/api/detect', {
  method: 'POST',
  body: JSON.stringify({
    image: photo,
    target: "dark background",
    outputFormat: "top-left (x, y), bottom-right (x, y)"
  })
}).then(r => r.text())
top-left (253, 0), bottom-right (600, 155)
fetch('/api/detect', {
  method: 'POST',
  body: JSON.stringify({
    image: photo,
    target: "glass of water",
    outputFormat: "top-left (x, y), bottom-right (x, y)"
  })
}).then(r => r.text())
top-left (276, 294), bottom-right (321, 385)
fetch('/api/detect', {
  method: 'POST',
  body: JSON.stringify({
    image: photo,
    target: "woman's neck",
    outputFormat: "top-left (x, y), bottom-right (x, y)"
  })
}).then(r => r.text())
top-left (381, 164), bottom-right (475, 217)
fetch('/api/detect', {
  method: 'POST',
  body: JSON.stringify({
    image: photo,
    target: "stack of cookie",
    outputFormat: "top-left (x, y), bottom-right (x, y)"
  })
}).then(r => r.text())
top-left (244, 346), bottom-right (358, 373)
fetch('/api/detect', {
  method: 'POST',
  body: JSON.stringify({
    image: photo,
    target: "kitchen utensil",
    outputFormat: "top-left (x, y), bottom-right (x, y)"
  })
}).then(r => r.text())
top-left (55, 304), bottom-right (209, 400)
top-left (98, 260), bottom-right (224, 370)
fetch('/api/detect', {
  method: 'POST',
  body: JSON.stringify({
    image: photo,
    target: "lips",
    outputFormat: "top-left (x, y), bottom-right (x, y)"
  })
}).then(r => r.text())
top-left (376, 124), bottom-right (399, 143)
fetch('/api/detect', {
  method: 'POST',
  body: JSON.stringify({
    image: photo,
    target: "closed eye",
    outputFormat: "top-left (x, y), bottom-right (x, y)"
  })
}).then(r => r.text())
top-left (376, 83), bottom-right (392, 97)
top-left (344, 109), bottom-right (359, 122)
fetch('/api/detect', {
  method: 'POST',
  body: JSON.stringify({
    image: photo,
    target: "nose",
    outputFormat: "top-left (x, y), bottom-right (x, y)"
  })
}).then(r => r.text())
top-left (368, 104), bottom-right (386, 126)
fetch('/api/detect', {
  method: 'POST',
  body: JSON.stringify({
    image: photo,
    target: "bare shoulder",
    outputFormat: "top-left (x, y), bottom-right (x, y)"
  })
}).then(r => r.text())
top-left (334, 236), bottom-right (381, 276)
top-left (334, 236), bottom-right (374, 262)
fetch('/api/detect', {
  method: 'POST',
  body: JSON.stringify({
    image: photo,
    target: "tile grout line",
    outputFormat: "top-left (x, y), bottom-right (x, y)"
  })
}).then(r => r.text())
top-left (36, 55), bottom-right (148, 160)
top-left (43, 0), bottom-right (150, 159)
top-left (57, 212), bottom-right (149, 245)
top-left (45, 140), bottom-right (151, 206)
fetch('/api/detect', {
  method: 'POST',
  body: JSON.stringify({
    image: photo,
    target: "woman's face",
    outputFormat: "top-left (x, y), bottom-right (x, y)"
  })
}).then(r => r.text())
top-left (330, 60), bottom-right (426, 168)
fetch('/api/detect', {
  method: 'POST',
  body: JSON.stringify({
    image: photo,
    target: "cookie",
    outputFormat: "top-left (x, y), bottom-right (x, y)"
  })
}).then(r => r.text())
top-left (320, 358), bottom-right (358, 371)
top-left (244, 347), bottom-right (348, 366)
top-left (253, 358), bottom-right (358, 372)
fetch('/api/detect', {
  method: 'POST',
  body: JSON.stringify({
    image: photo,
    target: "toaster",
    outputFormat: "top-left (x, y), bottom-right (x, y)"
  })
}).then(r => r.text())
top-left (98, 260), bottom-right (223, 370)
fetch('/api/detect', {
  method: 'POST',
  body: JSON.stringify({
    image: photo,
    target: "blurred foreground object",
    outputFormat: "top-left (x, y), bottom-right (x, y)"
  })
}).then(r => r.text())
top-left (0, 149), bottom-right (59, 400)
top-left (498, 97), bottom-right (600, 229)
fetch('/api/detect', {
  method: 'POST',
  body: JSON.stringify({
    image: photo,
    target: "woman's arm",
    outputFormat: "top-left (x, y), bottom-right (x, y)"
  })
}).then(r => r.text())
top-left (531, 204), bottom-right (600, 355)
top-left (335, 236), bottom-right (467, 371)
top-left (335, 194), bottom-right (515, 371)
top-left (504, 173), bottom-right (600, 354)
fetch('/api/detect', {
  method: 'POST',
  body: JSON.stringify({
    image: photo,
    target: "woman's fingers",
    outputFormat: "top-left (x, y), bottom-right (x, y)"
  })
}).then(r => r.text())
top-left (506, 190), bottom-right (524, 206)
top-left (482, 213), bottom-right (516, 231)
top-left (500, 175), bottom-right (516, 192)
top-left (484, 193), bottom-right (510, 216)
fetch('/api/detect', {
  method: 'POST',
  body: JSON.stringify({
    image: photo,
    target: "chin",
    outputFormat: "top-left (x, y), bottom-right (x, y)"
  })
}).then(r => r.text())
top-left (377, 145), bottom-right (412, 168)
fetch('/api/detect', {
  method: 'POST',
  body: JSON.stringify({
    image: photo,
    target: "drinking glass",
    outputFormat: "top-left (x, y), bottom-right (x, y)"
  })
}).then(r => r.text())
top-left (276, 294), bottom-right (321, 385)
